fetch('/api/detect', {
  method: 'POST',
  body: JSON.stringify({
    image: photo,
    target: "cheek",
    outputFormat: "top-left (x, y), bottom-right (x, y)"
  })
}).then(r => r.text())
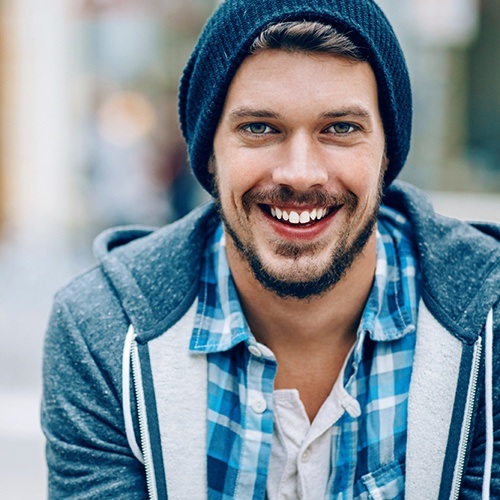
top-left (336, 151), bottom-right (383, 195)
top-left (215, 163), bottom-right (253, 216)
top-left (217, 150), bottom-right (271, 195)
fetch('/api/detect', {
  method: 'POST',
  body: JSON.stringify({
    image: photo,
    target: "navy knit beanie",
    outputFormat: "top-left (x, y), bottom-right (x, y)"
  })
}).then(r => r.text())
top-left (179, 0), bottom-right (412, 193)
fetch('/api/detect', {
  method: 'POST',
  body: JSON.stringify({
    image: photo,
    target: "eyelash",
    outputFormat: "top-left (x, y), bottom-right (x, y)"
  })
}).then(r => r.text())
top-left (241, 123), bottom-right (277, 135)
top-left (240, 121), bottom-right (361, 137)
top-left (324, 123), bottom-right (359, 135)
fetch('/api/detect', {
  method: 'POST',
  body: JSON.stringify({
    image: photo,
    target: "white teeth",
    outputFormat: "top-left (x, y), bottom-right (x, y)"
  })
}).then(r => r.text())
top-left (299, 211), bottom-right (310, 224)
top-left (270, 206), bottom-right (329, 224)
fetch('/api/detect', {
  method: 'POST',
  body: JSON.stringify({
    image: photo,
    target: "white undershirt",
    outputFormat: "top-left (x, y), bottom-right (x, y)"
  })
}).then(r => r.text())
top-left (267, 355), bottom-right (361, 499)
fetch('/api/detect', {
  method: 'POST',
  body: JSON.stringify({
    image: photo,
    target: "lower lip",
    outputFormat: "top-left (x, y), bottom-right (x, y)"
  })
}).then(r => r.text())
top-left (261, 207), bottom-right (342, 241)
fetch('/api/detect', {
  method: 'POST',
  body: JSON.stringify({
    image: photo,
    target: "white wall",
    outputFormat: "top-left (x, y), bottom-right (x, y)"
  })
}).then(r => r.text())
top-left (2, 0), bottom-right (78, 244)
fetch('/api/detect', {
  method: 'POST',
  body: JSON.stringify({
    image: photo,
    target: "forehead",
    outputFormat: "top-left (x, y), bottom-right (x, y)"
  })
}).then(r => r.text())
top-left (221, 49), bottom-right (380, 119)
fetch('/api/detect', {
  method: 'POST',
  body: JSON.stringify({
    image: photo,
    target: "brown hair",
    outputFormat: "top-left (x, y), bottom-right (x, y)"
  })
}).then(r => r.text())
top-left (250, 21), bottom-right (366, 61)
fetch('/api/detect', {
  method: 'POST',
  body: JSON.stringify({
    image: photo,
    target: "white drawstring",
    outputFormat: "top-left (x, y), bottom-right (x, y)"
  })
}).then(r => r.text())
top-left (122, 324), bottom-right (144, 463)
top-left (482, 308), bottom-right (494, 499)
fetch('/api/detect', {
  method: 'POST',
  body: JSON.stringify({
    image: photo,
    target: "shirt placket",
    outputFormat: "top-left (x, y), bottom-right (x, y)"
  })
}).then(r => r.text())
top-left (234, 343), bottom-right (277, 499)
top-left (327, 336), bottom-right (366, 496)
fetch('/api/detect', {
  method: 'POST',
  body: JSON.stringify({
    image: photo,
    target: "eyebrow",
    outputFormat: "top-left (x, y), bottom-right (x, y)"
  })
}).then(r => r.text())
top-left (321, 106), bottom-right (373, 120)
top-left (226, 105), bottom-right (373, 122)
top-left (227, 107), bottom-right (284, 122)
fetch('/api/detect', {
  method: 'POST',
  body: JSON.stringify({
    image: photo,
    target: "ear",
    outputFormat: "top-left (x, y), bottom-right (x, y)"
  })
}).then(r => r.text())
top-left (208, 153), bottom-right (216, 174)
top-left (382, 151), bottom-right (389, 172)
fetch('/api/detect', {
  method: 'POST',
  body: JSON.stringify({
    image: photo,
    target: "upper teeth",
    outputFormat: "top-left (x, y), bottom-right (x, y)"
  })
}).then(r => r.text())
top-left (270, 207), bottom-right (328, 224)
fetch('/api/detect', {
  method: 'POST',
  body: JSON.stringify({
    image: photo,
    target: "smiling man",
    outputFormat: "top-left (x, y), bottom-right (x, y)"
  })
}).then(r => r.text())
top-left (42, 0), bottom-right (499, 499)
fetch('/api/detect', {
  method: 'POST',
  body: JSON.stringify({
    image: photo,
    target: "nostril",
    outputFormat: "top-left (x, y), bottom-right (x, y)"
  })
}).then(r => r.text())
top-left (272, 164), bottom-right (328, 190)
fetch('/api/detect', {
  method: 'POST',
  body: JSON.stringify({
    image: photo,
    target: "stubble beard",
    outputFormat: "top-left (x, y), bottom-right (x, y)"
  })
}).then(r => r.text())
top-left (212, 166), bottom-right (384, 300)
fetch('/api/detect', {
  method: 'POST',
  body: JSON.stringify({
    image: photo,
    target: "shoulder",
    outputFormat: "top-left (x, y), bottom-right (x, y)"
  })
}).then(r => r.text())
top-left (383, 181), bottom-right (499, 267)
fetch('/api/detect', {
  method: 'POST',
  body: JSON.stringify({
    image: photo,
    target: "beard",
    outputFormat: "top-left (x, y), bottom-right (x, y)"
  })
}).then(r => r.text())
top-left (211, 164), bottom-right (384, 300)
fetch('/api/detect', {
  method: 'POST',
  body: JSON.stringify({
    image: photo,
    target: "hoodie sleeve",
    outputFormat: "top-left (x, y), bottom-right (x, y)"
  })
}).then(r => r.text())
top-left (460, 301), bottom-right (500, 499)
top-left (41, 286), bottom-right (147, 499)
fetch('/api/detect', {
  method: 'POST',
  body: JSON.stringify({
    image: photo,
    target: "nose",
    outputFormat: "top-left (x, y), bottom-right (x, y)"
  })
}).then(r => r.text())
top-left (271, 132), bottom-right (329, 191)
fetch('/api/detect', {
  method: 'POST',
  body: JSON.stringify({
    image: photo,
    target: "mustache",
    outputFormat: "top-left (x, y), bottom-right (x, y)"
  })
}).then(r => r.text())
top-left (242, 186), bottom-right (358, 214)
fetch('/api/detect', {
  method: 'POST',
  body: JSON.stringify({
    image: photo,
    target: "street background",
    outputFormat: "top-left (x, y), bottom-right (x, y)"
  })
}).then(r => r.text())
top-left (1, 0), bottom-right (499, 498)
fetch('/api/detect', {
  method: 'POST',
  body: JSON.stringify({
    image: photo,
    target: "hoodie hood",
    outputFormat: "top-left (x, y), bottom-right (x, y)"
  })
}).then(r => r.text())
top-left (384, 182), bottom-right (499, 343)
top-left (93, 202), bottom-right (220, 342)
top-left (93, 182), bottom-right (499, 345)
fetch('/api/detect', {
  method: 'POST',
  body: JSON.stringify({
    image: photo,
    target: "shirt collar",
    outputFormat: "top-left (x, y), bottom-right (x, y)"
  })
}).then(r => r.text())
top-left (360, 206), bottom-right (419, 342)
top-left (190, 224), bottom-right (252, 353)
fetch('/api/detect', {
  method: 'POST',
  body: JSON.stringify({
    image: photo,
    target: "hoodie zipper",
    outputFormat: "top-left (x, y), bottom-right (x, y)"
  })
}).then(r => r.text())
top-left (131, 338), bottom-right (157, 500)
top-left (451, 337), bottom-right (482, 500)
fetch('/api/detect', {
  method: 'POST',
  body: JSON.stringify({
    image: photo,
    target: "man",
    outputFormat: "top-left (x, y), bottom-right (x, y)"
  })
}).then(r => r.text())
top-left (42, 0), bottom-right (499, 498)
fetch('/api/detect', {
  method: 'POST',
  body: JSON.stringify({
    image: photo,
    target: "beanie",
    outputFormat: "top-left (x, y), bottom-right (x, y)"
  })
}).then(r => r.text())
top-left (179, 0), bottom-right (412, 193)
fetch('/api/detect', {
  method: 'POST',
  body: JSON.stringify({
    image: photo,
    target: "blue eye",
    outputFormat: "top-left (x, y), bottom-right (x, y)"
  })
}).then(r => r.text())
top-left (245, 123), bottom-right (274, 134)
top-left (328, 123), bottom-right (356, 134)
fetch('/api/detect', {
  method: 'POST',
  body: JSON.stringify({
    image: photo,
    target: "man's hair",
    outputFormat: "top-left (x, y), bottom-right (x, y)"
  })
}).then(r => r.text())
top-left (249, 21), bottom-right (366, 62)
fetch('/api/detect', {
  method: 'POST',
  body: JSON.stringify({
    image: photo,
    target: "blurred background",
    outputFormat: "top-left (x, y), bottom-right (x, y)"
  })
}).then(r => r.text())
top-left (0, 0), bottom-right (499, 497)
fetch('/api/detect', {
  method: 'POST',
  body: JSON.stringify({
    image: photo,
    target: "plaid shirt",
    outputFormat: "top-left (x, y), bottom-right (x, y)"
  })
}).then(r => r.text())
top-left (190, 206), bottom-right (420, 499)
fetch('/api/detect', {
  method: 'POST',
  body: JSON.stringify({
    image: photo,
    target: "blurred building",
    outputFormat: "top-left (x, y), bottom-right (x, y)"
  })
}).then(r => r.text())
top-left (1, 0), bottom-right (215, 250)
top-left (392, 0), bottom-right (500, 192)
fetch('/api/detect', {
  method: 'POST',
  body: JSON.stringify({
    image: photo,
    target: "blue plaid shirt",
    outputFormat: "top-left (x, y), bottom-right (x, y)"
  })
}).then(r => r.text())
top-left (190, 206), bottom-right (420, 499)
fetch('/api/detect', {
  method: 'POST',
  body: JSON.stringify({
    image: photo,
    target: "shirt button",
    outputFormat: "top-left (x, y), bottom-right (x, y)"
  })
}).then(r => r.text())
top-left (248, 345), bottom-right (262, 357)
top-left (301, 449), bottom-right (310, 462)
top-left (251, 397), bottom-right (267, 414)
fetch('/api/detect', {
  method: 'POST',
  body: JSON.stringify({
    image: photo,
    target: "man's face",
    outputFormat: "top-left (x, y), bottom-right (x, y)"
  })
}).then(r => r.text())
top-left (212, 50), bottom-right (386, 299)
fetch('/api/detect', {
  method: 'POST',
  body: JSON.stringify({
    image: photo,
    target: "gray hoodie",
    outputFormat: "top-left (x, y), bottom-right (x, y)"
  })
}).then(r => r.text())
top-left (42, 181), bottom-right (499, 499)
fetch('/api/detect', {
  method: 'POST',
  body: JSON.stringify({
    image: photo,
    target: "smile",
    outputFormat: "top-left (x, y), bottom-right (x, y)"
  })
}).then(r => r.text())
top-left (269, 206), bottom-right (331, 225)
